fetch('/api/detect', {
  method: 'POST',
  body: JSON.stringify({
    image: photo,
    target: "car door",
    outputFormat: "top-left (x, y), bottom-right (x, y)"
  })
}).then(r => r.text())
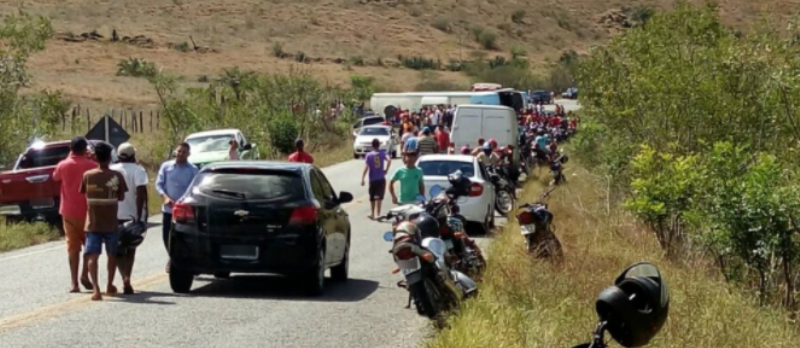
top-left (315, 169), bottom-right (348, 263)
top-left (309, 170), bottom-right (337, 264)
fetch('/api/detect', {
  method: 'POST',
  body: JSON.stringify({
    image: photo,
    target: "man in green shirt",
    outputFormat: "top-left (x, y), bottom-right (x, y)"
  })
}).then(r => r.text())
top-left (389, 152), bottom-right (425, 205)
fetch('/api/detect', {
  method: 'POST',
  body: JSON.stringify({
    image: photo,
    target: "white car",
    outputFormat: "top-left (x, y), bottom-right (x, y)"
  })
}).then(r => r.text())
top-left (353, 125), bottom-right (397, 158)
top-left (416, 154), bottom-right (496, 234)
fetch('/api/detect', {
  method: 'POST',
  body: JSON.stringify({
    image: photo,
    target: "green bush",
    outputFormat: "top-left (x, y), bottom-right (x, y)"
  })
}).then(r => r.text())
top-left (266, 111), bottom-right (299, 154)
top-left (116, 57), bottom-right (158, 78)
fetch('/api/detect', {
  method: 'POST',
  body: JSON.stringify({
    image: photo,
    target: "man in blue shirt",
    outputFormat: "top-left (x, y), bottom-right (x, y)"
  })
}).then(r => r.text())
top-left (155, 142), bottom-right (198, 272)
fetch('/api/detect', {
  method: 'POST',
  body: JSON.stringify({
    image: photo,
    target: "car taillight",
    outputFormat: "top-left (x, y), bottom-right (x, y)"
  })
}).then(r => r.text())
top-left (289, 205), bottom-right (318, 224)
top-left (517, 211), bottom-right (533, 225)
top-left (394, 245), bottom-right (416, 260)
top-left (469, 182), bottom-right (483, 196)
top-left (172, 202), bottom-right (195, 223)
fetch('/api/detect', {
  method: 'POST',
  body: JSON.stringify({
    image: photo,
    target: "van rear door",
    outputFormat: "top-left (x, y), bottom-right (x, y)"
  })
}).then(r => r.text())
top-left (451, 106), bottom-right (483, 149)
top-left (481, 107), bottom-right (514, 146)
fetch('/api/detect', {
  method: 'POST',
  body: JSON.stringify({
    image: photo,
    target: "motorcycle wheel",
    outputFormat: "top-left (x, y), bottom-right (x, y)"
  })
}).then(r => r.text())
top-left (495, 189), bottom-right (515, 217)
top-left (411, 278), bottom-right (444, 319)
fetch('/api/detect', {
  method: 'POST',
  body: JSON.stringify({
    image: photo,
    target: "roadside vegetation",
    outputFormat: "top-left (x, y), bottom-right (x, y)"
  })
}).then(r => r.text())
top-left (431, 2), bottom-right (800, 347)
top-left (428, 163), bottom-right (800, 348)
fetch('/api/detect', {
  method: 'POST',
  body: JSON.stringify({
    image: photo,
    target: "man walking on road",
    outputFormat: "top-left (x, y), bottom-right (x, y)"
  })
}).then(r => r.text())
top-left (361, 138), bottom-right (391, 219)
top-left (155, 142), bottom-right (198, 273)
top-left (110, 142), bottom-right (148, 295)
top-left (389, 151), bottom-right (424, 205)
top-left (53, 137), bottom-right (98, 293)
top-left (288, 138), bottom-right (314, 164)
top-left (80, 142), bottom-right (128, 301)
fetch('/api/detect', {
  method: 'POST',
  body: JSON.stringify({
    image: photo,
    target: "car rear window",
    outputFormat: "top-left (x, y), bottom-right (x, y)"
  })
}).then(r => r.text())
top-left (18, 146), bottom-right (71, 169)
top-left (362, 117), bottom-right (385, 126)
top-left (418, 161), bottom-right (475, 177)
top-left (193, 169), bottom-right (305, 201)
top-left (360, 127), bottom-right (389, 136)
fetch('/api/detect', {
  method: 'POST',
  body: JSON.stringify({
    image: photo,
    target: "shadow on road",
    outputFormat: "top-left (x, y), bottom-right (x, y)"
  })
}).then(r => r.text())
top-left (115, 290), bottom-right (179, 305)
top-left (190, 275), bottom-right (379, 302)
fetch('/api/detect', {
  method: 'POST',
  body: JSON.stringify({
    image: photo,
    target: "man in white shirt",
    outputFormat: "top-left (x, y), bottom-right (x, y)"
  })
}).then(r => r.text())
top-left (110, 142), bottom-right (149, 295)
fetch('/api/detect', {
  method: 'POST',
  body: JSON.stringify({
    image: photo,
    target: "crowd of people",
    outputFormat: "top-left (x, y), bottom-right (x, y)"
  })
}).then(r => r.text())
top-left (50, 96), bottom-right (575, 300)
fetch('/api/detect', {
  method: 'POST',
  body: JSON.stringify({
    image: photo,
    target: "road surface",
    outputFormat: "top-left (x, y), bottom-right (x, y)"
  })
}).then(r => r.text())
top-left (0, 100), bottom-right (579, 348)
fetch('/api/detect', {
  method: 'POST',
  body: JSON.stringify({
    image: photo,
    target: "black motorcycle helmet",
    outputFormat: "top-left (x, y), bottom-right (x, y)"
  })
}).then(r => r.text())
top-left (446, 170), bottom-right (472, 197)
top-left (595, 262), bottom-right (670, 348)
top-left (118, 219), bottom-right (147, 249)
top-left (413, 213), bottom-right (440, 239)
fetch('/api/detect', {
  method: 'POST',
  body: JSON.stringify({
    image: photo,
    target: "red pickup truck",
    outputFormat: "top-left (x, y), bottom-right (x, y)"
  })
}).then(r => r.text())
top-left (0, 140), bottom-right (116, 225)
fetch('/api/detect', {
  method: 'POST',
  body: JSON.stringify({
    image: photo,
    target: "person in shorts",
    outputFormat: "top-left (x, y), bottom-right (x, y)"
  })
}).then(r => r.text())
top-left (389, 151), bottom-right (425, 205)
top-left (80, 142), bottom-right (128, 301)
top-left (361, 138), bottom-right (391, 219)
top-left (53, 137), bottom-right (98, 293)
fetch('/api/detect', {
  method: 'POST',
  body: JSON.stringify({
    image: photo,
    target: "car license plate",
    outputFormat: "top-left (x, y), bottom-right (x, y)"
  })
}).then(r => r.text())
top-left (29, 197), bottom-right (54, 209)
top-left (521, 224), bottom-right (536, 235)
top-left (220, 245), bottom-right (259, 261)
top-left (403, 269), bottom-right (423, 284)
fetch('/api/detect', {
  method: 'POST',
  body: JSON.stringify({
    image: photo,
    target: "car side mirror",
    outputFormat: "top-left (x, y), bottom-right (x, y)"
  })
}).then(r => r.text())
top-left (338, 191), bottom-right (354, 204)
top-left (242, 143), bottom-right (252, 150)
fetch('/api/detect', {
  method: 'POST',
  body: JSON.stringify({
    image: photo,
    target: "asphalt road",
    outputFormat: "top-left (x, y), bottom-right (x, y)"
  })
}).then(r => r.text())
top-left (0, 99), bottom-right (579, 348)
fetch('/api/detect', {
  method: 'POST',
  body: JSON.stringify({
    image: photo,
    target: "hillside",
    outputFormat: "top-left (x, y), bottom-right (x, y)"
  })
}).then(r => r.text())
top-left (2, 0), bottom-right (795, 109)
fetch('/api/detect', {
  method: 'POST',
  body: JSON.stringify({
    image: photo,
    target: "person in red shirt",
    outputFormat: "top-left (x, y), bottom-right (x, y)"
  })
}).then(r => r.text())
top-left (53, 137), bottom-right (99, 293)
top-left (551, 115), bottom-right (562, 128)
top-left (288, 138), bottom-right (314, 164)
top-left (435, 126), bottom-right (450, 154)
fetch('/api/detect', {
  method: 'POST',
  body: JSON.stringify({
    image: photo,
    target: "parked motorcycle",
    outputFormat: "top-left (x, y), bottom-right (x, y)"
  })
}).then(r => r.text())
top-left (427, 180), bottom-right (487, 278)
top-left (382, 212), bottom-right (478, 320)
top-left (571, 262), bottom-right (669, 348)
top-left (487, 165), bottom-right (516, 217)
top-left (516, 186), bottom-right (563, 258)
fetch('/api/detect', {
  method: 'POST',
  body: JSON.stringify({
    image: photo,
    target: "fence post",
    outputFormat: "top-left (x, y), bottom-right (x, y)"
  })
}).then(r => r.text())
top-left (139, 111), bottom-right (144, 133)
top-left (157, 111), bottom-right (160, 129)
top-left (86, 109), bottom-right (91, 132)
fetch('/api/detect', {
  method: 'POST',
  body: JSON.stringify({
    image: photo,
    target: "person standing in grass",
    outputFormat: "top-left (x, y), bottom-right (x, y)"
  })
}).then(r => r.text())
top-left (389, 151), bottom-right (425, 205)
top-left (361, 138), bottom-right (391, 219)
top-left (110, 142), bottom-right (148, 295)
top-left (53, 137), bottom-right (98, 293)
top-left (80, 142), bottom-right (128, 301)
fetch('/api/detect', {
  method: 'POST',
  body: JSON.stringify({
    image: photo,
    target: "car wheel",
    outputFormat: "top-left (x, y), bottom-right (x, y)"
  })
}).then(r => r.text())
top-left (304, 247), bottom-right (325, 296)
top-left (392, 150), bottom-right (397, 159)
top-left (169, 264), bottom-right (194, 293)
top-left (353, 153), bottom-right (359, 159)
top-left (331, 241), bottom-right (349, 282)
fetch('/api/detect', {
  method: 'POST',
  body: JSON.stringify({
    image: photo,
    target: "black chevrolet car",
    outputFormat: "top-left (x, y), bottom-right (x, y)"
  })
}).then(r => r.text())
top-left (167, 161), bottom-right (354, 296)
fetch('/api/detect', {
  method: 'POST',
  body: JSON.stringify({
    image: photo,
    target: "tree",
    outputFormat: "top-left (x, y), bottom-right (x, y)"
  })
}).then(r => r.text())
top-left (0, 12), bottom-right (67, 166)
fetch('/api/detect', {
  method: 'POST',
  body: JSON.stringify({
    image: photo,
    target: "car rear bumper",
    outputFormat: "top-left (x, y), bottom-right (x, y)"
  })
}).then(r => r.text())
top-left (169, 226), bottom-right (319, 275)
top-left (457, 197), bottom-right (492, 224)
top-left (353, 144), bottom-right (393, 155)
top-left (0, 198), bottom-right (61, 222)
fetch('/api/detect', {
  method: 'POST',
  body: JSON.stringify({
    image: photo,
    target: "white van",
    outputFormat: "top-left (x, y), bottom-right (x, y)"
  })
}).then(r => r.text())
top-left (450, 104), bottom-right (520, 172)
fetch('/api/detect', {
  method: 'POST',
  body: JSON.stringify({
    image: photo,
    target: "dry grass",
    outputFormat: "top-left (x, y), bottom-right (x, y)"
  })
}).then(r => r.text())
top-left (0, 220), bottom-right (61, 252)
top-left (5, 0), bottom-right (795, 107)
top-left (427, 162), bottom-right (800, 348)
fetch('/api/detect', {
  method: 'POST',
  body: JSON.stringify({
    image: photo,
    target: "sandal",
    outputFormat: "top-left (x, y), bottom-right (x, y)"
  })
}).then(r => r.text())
top-left (106, 285), bottom-right (118, 295)
top-left (69, 287), bottom-right (80, 293)
top-left (123, 284), bottom-right (134, 295)
top-left (80, 278), bottom-right (93, 291)
top-left (91, 293), bottom-right (103, 301)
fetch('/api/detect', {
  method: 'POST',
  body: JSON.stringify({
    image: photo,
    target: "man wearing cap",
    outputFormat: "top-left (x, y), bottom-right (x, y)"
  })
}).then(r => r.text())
top-left (417, 126), bottom-right (439, 156)
top-left (53, 137), bottom-right (99, 293)
top-left (288, 138), bottom-right (314, 164)
top-left (110, 142), bottom-right (148, 294)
